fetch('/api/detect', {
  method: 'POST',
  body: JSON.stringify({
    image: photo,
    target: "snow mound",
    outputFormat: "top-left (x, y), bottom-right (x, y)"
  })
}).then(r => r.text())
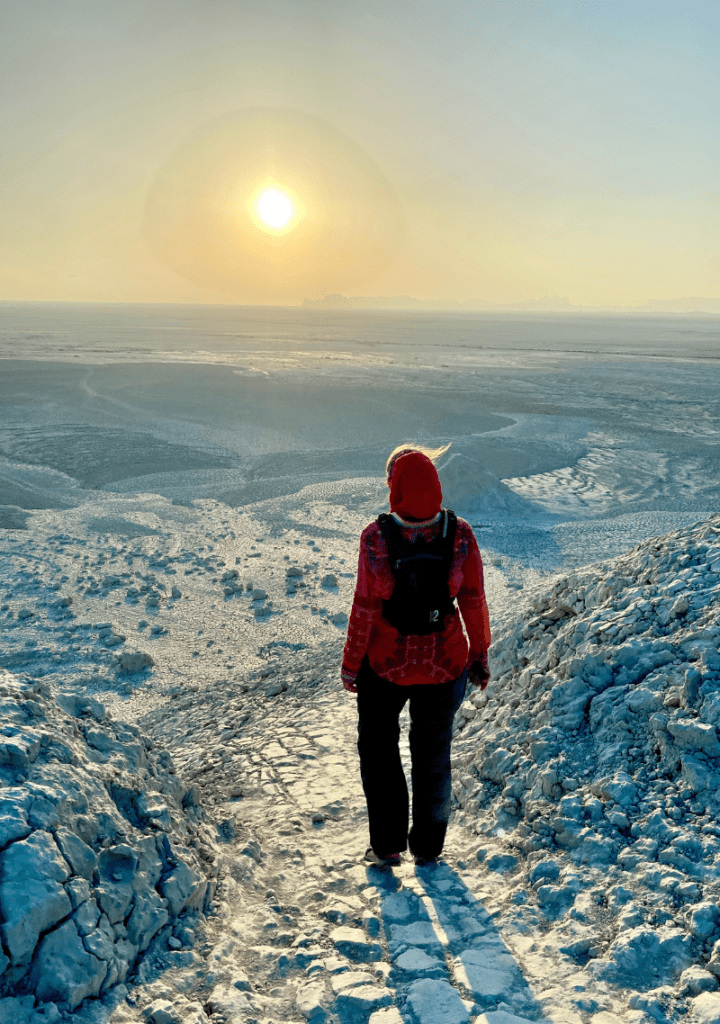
top-left (0, 669), bottom-right (220, 1016)
top-left (437, 454), bottom-right (531, 516)
top-left (452, 513), bottom-right (720, 1000)
top-left (0, 506), bottom-right (31, 531)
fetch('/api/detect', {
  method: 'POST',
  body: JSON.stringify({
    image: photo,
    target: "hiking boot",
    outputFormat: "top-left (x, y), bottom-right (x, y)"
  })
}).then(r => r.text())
top-left (364, 846), bottom-right (402, 868)
top-left (413, 854), bottom-right (438, 867)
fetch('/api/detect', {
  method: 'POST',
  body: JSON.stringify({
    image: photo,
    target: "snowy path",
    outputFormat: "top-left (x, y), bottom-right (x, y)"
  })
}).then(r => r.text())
top-left (115, 680), bottom-right (554, 1024)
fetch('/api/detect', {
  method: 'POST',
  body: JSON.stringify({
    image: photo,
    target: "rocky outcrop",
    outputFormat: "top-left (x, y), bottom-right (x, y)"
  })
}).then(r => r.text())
top-left (0, 669), bottom-right (220, 1015)
top-left (452, 513), bottom-right (720, 1000)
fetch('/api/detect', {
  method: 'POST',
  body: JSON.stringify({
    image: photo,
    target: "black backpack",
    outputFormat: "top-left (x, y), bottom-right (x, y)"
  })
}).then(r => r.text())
top-left (377, 508), bottom-right (458, 636)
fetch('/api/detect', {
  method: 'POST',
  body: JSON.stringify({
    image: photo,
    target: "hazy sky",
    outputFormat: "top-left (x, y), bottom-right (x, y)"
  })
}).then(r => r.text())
top-left (1, 1), bottom-right (718, 306)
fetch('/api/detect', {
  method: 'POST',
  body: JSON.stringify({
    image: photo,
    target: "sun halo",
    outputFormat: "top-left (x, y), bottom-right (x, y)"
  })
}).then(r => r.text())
top-left (146, 108), bottom-right (405, 299)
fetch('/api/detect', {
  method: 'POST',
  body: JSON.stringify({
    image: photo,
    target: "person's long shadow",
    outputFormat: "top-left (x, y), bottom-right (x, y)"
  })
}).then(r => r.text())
top-left (365, 859), bottom-right (547, 1024)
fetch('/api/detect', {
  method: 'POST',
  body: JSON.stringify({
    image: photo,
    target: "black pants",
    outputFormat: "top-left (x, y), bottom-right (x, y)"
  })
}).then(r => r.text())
top-left (356, 655), bottom-right (468, 860)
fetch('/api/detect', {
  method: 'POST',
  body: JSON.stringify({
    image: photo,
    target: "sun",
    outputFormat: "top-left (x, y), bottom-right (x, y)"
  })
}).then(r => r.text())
top-left (258, 189), bottom-right (292, 228)
top-left (245, 182), bottom-right (302, 236)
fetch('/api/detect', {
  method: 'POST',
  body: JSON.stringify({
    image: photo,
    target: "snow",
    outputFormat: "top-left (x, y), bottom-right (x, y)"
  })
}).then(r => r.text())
top-left (1, 306), bottom-right (720, 1023)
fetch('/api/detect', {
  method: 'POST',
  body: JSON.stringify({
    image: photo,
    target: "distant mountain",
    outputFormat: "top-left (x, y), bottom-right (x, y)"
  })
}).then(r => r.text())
top-left (302, 294), bottom-right (720, 314)
top-left (640, 297), bottom-right (720, 313)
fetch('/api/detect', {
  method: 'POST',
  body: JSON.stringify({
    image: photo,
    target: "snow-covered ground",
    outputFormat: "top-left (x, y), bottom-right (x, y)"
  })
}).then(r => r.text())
top-left (1, 306), bottom-right (720, 1024)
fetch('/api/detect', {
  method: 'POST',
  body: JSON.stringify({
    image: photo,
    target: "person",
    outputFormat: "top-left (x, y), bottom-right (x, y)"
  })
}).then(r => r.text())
top-left (341, 443), bottom-right (491, 868)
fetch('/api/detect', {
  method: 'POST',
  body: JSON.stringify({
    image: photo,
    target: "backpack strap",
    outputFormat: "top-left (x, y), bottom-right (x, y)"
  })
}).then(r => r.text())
top-left (441, 508), bottom-right (458, 558)
top-left (377, 512), bottom-right (402, 569)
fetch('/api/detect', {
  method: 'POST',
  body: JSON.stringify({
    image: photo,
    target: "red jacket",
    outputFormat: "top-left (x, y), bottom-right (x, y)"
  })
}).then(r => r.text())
top-left (341, 510), bottom-right (491, 687)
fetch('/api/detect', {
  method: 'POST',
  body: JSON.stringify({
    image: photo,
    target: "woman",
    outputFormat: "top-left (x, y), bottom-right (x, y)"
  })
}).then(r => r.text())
top-left (341, 443), bottom-right (491, 867)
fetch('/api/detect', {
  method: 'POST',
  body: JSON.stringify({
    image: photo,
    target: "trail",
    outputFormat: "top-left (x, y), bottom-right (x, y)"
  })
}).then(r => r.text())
top-left (117, 675), bottom-right (551, 1024)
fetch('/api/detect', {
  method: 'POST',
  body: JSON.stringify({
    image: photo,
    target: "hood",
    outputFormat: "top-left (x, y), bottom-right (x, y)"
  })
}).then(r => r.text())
top-left (389, 451), bottom-right (443, 521)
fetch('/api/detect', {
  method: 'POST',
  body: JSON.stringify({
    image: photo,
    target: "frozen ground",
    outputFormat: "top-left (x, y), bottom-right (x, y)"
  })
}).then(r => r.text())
top-left (1, 306), bottom-right (719, 576)
top-left (1, 305), bottom-right (720, 1024)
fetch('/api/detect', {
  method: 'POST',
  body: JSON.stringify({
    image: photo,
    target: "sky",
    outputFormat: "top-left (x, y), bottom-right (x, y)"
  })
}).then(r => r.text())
top-left (0, 0), bottom-right (718, 307)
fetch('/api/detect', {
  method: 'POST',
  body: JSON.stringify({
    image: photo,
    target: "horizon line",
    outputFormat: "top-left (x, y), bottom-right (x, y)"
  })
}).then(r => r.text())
top-left (1, 295), bottom-right (720, 315)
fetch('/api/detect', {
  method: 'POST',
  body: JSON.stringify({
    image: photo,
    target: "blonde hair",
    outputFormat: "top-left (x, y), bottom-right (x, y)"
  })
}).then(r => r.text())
top-left (385, 442), bottom-right (452, 480)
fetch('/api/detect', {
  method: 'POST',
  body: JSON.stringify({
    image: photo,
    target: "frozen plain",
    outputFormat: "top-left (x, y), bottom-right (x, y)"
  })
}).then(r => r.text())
top-left (1, 304), bottom-right (720, 1024)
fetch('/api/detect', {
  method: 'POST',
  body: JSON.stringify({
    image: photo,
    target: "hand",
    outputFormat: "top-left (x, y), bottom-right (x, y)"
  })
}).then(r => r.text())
top-left (341, 666), bottom-right (358, 693)
top-left (467, 653), bottom-right (490, 690)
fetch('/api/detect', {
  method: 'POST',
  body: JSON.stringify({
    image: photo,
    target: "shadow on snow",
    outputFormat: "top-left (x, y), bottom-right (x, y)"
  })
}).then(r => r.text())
top-left (365, 859), bottom-right (548, 1024)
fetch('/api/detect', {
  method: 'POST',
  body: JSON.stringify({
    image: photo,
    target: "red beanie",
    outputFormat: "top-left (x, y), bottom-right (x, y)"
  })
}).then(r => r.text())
top-left (389, 452), bottom-right (443, 521)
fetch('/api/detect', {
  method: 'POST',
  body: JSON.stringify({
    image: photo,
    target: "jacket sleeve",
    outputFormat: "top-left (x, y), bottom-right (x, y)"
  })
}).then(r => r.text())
top-left (455, 525), bottom-right (491, 663)
top-left (341, 527), bottom-right (384, 682)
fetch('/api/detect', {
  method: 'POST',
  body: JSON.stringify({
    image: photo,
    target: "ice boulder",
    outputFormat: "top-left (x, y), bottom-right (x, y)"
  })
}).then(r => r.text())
top-left (592, 925), bottom-right (693, 989)
top-left (591, 772), bottom-right (638, 809)
top-left (0, 831), bottom-right (72, 966)
top-left (0, 669), bottom-right (219, 1013)
top-left (688, 904), bottom-right (720, 942)
top-left (678, 965), bottom-right (719, 996)
top-left (667, 719), bottom-right (720, 756)
top-left (692, 992), bottom-right (720, 1024)
top-left (31, 919), bottom-right (108, 1009)
top-left (114, 649), bottom-right (154, 673)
